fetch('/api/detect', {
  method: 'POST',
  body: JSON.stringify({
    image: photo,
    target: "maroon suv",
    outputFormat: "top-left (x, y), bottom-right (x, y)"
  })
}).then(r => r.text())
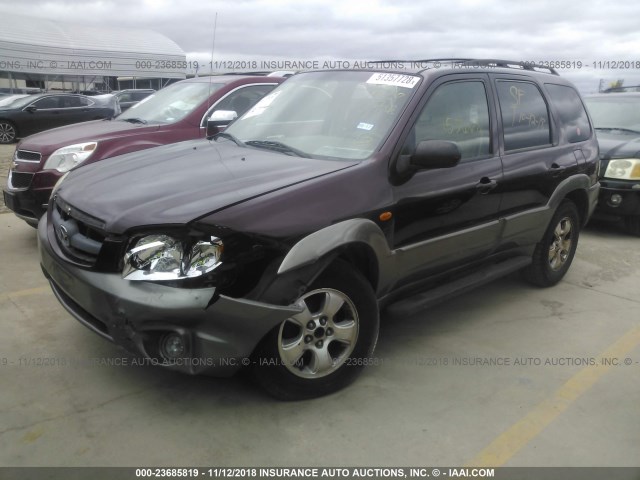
top-left (3, 75), bottom-right (283, 226)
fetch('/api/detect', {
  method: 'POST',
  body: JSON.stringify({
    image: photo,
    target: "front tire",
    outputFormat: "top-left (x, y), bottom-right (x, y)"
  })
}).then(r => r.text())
top-left (523, 200), bottom-right (580, 287)
top-left (252, 260), bottom-right (379, 400)
top-left (0, 121), bottom-right (17, 144)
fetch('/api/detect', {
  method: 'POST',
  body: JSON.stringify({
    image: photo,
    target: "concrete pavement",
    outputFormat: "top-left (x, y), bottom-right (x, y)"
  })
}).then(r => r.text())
top-left (0, 212), bottom-right (639, 467)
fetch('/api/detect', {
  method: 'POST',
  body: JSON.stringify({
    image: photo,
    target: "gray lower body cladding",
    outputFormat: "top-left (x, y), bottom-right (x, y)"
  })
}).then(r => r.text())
top-left (38, 217), bottom-right (301, 377)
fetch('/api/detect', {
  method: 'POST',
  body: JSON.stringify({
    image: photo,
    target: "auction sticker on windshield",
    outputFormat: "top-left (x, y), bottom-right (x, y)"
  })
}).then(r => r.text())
top-left (244, 91), bottom-right (281, 118)
top-left (366, 73), bottom-right (420, 88)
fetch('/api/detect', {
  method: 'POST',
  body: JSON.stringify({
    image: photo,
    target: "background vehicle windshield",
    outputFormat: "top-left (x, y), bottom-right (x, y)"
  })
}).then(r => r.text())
top-left (584, 96), bottom-right (640, 131)
top-left (225, 71), bottom-right (420, 160)
top-left (1, 95), bottom-right (38, 109)
top-left (118, 82), bottom-right (222, 124)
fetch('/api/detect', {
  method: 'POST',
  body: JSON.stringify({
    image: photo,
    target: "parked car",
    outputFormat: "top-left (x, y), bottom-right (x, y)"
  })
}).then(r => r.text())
top-left (113, 89), bottom-right (156, 111)
top-left (4, 76), bottom-right (284, 226)
top-left (583, 93), bottom-right (640, 235)
top-left (39, 60), bottom-right (599, 400)
top-left (0, 93), bottom-right (118, 144)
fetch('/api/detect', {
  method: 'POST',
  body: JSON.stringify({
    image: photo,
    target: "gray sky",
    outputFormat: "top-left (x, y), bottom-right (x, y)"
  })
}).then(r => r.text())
top-left (2, 0), bottom-right (639, 92)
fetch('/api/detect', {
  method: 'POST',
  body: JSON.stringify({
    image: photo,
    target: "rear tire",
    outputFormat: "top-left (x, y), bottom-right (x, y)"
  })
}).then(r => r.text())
top-left (524, 200), bottom-right (580, 287)
top-left (252, 260), bottom-right (379, 400)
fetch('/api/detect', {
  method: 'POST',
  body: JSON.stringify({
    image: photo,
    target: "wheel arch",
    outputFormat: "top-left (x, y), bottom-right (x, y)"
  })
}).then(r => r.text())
top-left (548, 174), bottom-right (592, 226)
top-left (563, 188), bottom-right (589, 227)
top-left (277, 218), bottom-right (394, 296)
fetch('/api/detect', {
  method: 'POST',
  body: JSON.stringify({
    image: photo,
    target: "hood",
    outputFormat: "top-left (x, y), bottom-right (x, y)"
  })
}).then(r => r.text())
top-left (596, 130), bottom-right (640, 159)
top-left (17, 120), bottom-right (161, 155)
top-left (57, 139), bottom-right (358, 234)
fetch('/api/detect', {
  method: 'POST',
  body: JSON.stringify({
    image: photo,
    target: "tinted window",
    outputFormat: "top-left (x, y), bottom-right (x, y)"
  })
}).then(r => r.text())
top-left (545, 84), bottom-right (591, 142)
top-left (61, 96), bottom-right (82, 108)
top-left (404, 81), bottom-right (491, 160)
top-left (33, 96), bottom-right (61, 109)
top-left (79, 96), bottom-right (93, 106)
top-left (132, 91), bottom-right (152, 101)
top-left (496, 81), bottom-right (551, 151)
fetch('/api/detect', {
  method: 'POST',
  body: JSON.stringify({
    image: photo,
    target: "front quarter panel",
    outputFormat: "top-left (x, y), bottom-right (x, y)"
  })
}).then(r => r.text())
top-left (277, 218), bottom-right (395, 296)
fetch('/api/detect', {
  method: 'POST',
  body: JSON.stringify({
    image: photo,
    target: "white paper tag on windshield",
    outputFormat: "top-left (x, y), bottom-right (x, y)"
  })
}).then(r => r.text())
top-left (244, 91), bottom-right (281, 118)
top-left (366, 73), bottom-right (420, 89)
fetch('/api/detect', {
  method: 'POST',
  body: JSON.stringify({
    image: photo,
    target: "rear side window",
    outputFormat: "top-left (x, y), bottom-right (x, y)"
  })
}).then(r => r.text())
top-left (62, 96), bottom-right (82, 108)
top-left (545, 84), bottom-right (591, 143)
top-left (496, 81), bottom-right (551, 151)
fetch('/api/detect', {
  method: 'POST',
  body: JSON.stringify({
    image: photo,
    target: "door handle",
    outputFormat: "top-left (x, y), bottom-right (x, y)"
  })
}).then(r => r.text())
top-left (475, 177), bottom-right (497, 194)
top-left (550, 163), bottom-right (567, 177)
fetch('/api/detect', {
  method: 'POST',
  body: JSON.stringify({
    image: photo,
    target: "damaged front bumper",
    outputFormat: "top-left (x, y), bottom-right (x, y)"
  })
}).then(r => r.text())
top-left (38, 216), bottom-right (301, 376)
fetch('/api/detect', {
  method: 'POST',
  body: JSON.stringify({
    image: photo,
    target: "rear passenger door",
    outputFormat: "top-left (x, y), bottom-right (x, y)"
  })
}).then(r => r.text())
top-left (391, 75), bottom-right (504, 282)
top-left (492, 75), bottom-right (579, 244)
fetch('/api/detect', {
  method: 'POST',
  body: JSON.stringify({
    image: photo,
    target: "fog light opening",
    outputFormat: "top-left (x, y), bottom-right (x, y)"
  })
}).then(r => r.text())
top-left (608, 194), bottom-right (623, 207)
top-left (160, 333), bottom-right (186, 359)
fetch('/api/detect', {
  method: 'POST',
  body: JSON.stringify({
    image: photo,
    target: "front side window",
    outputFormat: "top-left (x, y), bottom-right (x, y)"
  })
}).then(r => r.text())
top-left (202, 84), bottom-right (276, 126)
top-left (33, 96), bottom-right (61, 109)
top-left (496, 81), bottom-right (551, 151)
top-left (403, 81), bottom-right (491, 161)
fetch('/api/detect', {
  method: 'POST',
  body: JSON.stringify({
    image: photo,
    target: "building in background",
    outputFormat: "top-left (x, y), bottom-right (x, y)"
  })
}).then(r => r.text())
top-left (0, 13), bottom-right (186, 93)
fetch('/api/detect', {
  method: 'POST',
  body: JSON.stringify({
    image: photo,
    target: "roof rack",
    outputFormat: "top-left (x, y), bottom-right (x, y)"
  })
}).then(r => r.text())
top-left (367, 58), bottom-right (559, 75)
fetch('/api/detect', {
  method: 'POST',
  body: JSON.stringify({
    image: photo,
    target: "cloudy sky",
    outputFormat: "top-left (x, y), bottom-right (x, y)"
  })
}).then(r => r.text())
top-left (2, 0), bottom-right (640, 92)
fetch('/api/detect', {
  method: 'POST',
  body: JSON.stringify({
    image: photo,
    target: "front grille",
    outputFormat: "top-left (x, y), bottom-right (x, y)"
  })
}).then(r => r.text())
top-left (15, 150), bottom-right (42, 162)
top-left (52, 195), bottom-right (106, 266)
top-left (8, 171), bottom-right (34, 189)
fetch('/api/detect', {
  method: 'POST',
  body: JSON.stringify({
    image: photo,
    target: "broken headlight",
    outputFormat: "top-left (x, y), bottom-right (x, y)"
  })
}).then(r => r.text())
top-left (122, 234), bottom-right (223, 281)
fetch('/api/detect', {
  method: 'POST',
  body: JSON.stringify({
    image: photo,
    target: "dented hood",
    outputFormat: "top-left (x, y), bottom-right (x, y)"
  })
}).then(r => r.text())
top-left (55, 138), bottom-right (358, 234)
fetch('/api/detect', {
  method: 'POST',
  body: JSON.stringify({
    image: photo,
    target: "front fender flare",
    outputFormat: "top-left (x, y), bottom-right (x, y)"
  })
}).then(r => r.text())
top-left (277, 219), bottom-right (395, 295)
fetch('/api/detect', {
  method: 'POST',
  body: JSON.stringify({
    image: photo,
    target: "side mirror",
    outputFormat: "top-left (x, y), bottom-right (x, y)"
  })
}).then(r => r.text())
top-left (206, 110), bottom-right (238, 136)
top-left (410, 140), bottom-right (461, 169)
top-left (24, 105), bottom-right (37, 113)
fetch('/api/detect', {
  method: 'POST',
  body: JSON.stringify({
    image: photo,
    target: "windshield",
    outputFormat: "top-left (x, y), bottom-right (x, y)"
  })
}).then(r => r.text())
top-left (1, 95), bottom-right (38, 109)
top-left (224, 71), bottom-right (420, 160)
top-left (584, 96), bottom-right (640, 131)
top-left (117, 82), bottom-right (223, 124)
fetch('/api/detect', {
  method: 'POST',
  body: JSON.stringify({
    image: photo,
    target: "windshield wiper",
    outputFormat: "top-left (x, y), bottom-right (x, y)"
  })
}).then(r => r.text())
top-left (595, 127), bottom-right (640, 134)
top-left (245, 140), bottom-right (310, 158)
top-left (211, 132), bottom-right (245, 146)
top-left (120, 117), bottom-right (147, 124)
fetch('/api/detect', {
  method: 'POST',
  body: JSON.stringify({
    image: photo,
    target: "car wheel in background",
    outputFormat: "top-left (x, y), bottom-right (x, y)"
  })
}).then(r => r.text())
top-left (0, 121), bottom-right (17, 144)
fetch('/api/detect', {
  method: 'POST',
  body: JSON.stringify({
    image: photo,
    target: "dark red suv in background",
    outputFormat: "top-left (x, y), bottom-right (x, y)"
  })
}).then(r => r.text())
top-left (3, 75), bottom-right (284, 226)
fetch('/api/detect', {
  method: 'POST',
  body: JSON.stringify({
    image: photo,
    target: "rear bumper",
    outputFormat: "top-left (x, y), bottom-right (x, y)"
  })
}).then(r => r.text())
top-left (38, 214), bottom-right (301, 376)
